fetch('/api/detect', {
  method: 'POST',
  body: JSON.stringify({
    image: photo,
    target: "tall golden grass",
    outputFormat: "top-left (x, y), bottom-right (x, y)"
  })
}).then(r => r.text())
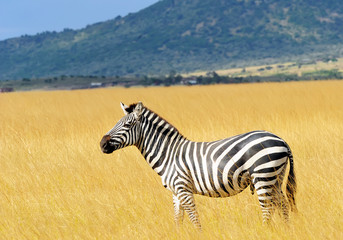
top-left (1, 80), bottom-right (342, 239)
top-left (185, 58), bottom-right (343, 77)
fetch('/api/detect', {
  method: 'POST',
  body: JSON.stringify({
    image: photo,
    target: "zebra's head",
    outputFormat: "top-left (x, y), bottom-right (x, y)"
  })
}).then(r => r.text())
top-left (100, 102), bottom-right (143, 154)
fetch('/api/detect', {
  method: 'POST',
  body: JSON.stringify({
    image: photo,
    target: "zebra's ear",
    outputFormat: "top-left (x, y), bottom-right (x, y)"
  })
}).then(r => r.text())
top-left (133, 102), bottom-right (143, 120)
top-left (120, 102), bottom-right (129, 115)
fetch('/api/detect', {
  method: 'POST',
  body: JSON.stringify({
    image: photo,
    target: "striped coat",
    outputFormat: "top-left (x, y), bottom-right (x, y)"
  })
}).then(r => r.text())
top-left (100, 102), bottom-right (296, 229)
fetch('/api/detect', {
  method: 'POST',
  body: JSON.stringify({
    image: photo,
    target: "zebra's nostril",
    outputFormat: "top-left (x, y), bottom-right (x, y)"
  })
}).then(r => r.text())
top-left (100, 135), bottom-right (111, 152)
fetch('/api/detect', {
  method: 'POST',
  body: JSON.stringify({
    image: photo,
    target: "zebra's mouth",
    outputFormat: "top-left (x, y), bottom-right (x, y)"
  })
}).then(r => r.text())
top-left (102, 147), bottom-right (115, 154)
top-left (101, 142), bottom-right (121, 154)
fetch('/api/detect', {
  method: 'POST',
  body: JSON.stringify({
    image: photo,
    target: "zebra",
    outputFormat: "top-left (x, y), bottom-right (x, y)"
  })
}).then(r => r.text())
top-left (100, 102), bottom-right (297, 229)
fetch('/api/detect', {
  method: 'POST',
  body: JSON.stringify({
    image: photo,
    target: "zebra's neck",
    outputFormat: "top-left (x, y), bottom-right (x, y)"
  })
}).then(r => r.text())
top-left (135, 108), bottom-right (186, 175)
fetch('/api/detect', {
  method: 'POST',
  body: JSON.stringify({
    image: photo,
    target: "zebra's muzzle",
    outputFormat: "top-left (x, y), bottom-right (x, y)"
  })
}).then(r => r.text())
top-left (100, 135), bottom-right (116, 154)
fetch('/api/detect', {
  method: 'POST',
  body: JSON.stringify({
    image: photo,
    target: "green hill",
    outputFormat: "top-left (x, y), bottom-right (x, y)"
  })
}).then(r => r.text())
top-left (1, 0), bottom-right (343, 80)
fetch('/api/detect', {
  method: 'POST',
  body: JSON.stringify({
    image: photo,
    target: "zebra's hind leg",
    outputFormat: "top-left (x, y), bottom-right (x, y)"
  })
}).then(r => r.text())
top-left (255, 179), bottom-right (289, 223)
top-left (173, 194), bottom-right (184, 227)
top-left (256, 187), bottom-right (275, 223)
top-left (273, 189), bottom-right (290, 222)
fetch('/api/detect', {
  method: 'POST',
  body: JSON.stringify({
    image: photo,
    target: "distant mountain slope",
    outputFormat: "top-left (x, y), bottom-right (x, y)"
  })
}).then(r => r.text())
top-left (1, 0), bottom-right (343, 80)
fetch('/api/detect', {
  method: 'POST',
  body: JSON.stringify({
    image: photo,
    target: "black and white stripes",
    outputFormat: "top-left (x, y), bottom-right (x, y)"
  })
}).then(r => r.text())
top-left (100, 102), bottom-right (297, 229)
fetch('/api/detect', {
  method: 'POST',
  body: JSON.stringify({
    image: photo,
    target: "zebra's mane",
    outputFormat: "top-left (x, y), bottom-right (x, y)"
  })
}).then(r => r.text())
top-left (126, 103), bottom-right (185, 138)
top-left (124, 103), bottom-right (138, 113)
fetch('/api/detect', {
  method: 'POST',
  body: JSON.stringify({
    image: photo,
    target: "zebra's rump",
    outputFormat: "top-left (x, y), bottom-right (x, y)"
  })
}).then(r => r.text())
top-left (178, 131), bottom-right (289, 198)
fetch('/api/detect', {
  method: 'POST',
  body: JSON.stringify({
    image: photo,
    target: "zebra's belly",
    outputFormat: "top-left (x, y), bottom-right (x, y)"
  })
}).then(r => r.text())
top-left (194, 187), bottom-right (245, 198)
top-left (191, 169), bottom-right (250, 198)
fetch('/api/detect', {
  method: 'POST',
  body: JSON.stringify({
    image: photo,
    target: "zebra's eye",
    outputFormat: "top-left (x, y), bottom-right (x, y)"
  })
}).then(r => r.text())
top-left (123, 121), bottom-right (133, 128)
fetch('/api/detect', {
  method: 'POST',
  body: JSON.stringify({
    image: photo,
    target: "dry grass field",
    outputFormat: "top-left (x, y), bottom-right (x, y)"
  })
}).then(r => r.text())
top-left (185, 58), bottom-right (343, 77)
top-left (1, 80), bottom-right (343, 239)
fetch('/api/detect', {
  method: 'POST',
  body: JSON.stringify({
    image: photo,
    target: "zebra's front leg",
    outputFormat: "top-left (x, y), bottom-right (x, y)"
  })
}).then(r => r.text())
top-left (173, 194), bottom-right (184, 227)
top-left (177, 191), bottom-right (201, 230)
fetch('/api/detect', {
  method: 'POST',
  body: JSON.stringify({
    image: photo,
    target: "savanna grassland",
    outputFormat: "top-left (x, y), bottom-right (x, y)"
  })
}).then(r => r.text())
top-left (187, 58), bottom-right (343, 78)
top-left (1, 80), bottom-right (342, 239)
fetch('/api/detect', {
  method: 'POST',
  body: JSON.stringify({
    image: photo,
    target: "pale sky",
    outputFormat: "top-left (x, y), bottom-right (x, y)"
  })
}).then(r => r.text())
top-left (0, 0), bottom-right (159, 40)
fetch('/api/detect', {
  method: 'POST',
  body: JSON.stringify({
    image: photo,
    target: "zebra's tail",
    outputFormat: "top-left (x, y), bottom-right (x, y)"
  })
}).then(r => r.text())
top-left (286, 147), bottom-right (297, 213)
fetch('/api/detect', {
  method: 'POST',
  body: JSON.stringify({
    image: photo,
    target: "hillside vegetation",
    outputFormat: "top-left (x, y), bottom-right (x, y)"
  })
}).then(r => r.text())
top-left (1, 80), bottom-right (342, 239)
top-left (1, 57), bottom-right (342, 91)
top-left (1, 0), bottom-right (343, 80)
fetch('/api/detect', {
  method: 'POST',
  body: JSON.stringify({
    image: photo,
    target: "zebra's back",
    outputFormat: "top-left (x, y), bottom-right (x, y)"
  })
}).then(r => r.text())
top-left (175, 131), bottom-right (290, 198)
